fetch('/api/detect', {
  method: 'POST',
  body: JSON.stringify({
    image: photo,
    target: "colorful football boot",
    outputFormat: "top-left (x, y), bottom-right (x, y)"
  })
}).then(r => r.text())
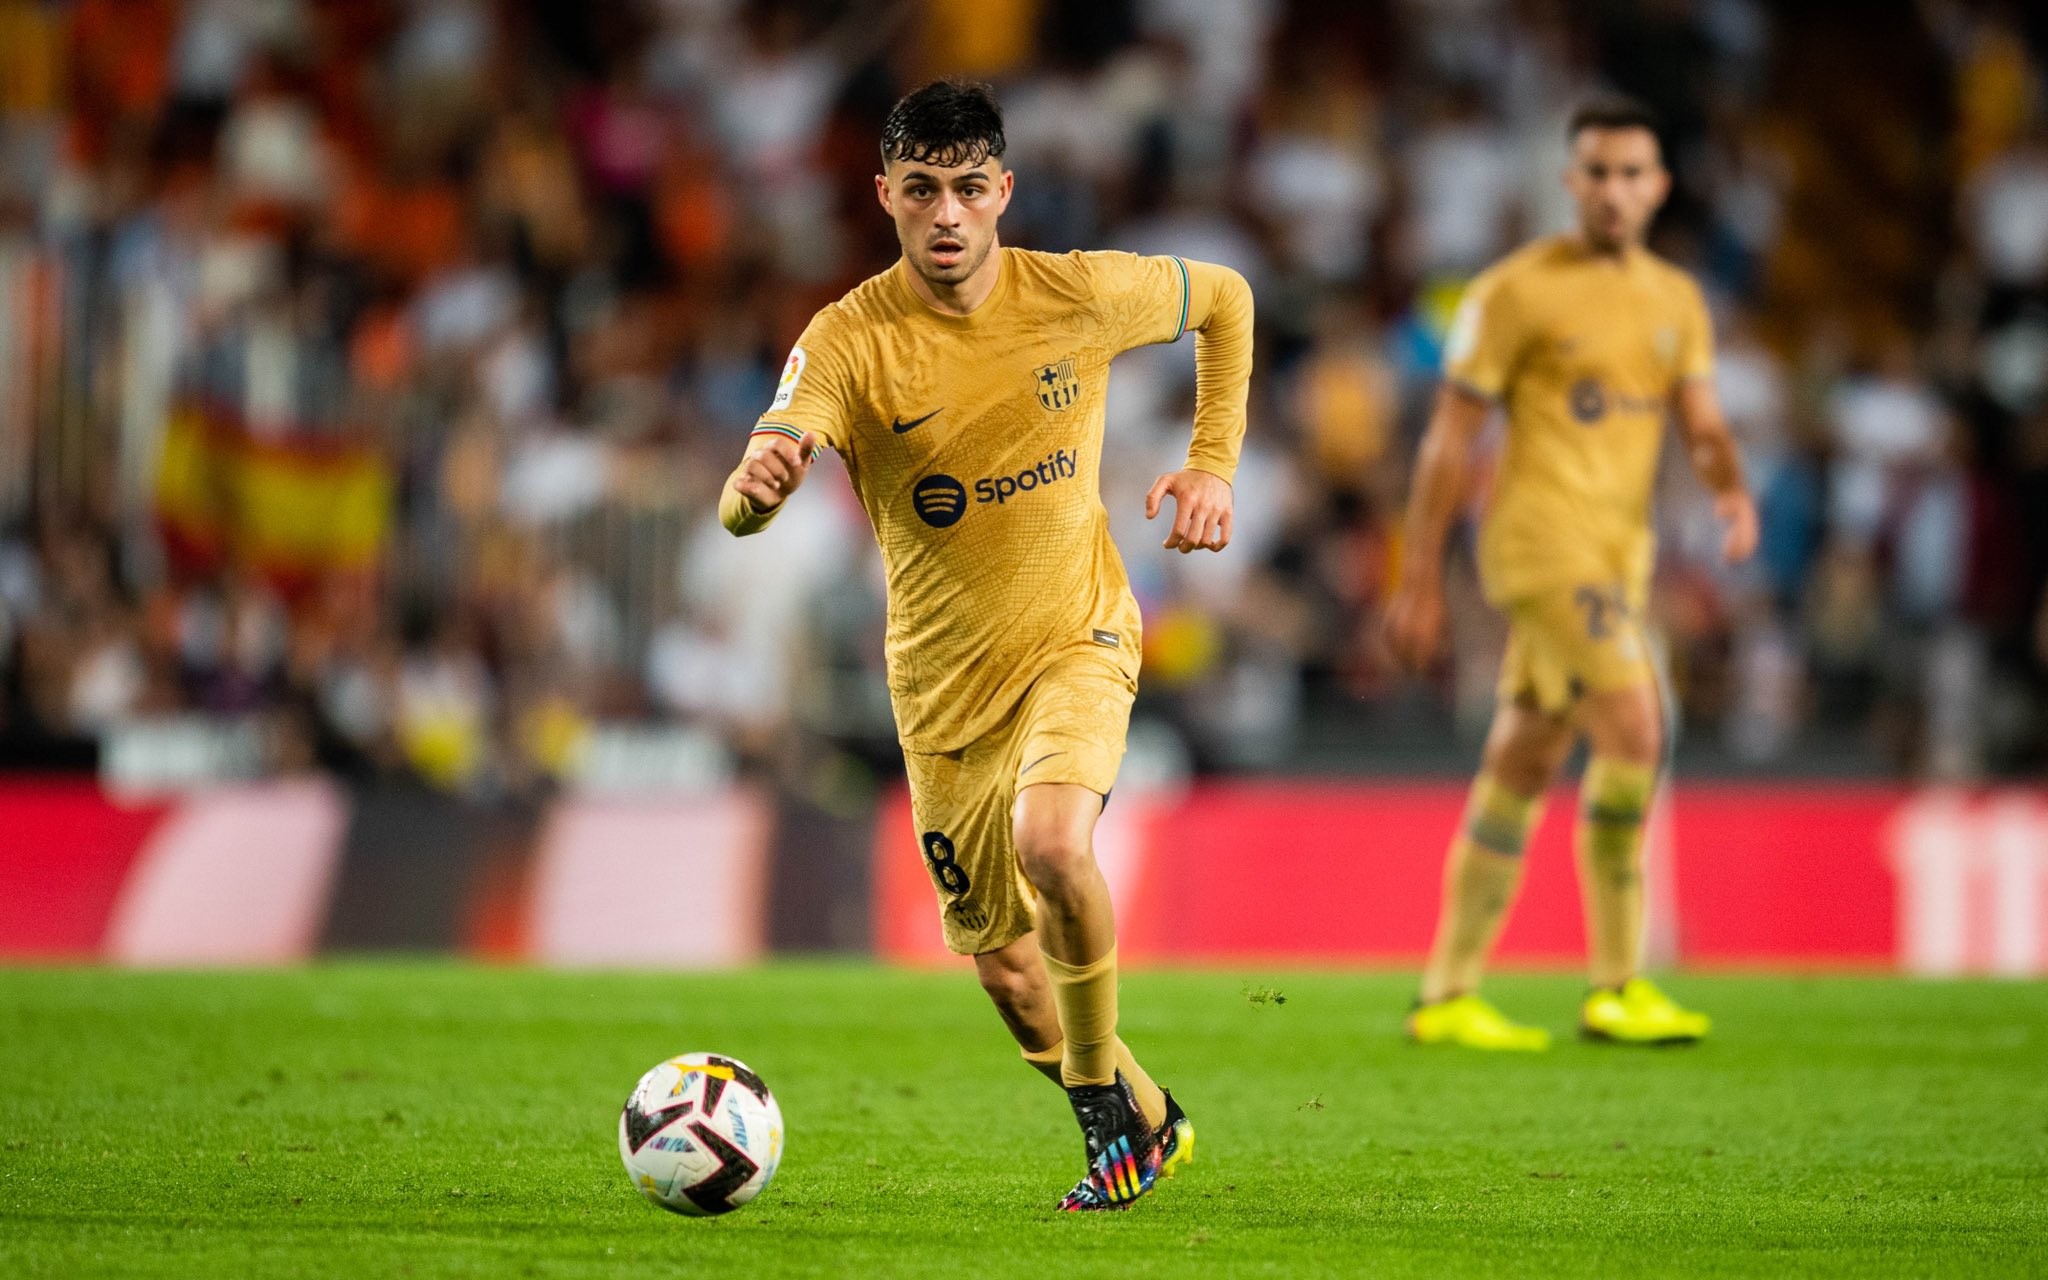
top-left (1580, 977), bottom-right (1710, 1045)
top-left (1152, 1089), bottom-right (1195, 1184)
top-left (1056, 1072), bottom-right (1163, 1211)
top-left (1405, 993), bottom-right (1552, 1051)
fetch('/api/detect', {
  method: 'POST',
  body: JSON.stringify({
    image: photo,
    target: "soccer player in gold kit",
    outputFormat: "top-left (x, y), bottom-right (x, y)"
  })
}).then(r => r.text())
top-left (1386, 96), bottom-right (1758, 1050)
top-left (719, 81), bottom-right (1252, 1206)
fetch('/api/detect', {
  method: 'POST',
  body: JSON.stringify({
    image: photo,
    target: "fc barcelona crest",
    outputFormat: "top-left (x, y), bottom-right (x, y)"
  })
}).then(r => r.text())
top-left (1034, 358), bottom-right (1081, 412)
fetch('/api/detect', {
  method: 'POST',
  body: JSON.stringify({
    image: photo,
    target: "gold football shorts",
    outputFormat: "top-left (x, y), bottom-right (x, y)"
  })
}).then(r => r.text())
top-left (1498, 582), bottom-right (1656, 714)
top-left (901, 645), bottom-right (1136, 956)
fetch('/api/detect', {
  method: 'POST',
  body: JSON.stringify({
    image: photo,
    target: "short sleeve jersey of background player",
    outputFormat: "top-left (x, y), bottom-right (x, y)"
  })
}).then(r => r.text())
top-left (1443, 235), bottom-right (1715, 606)
top-left (756, 248), bottom-right (1194, 753)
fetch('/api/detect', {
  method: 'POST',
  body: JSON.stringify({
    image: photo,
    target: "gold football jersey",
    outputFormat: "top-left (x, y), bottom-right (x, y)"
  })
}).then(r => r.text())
top-left (721, 248), bottom-right (1251, 752)
top-left (1444, 235), bottom-right (1714, 604)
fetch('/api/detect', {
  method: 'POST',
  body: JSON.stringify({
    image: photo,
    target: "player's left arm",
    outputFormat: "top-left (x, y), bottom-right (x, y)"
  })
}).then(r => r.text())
top-left (1672, 379), bottom-right (1758, 565)
top-left (1143, 258), bottom-right (1254, 554)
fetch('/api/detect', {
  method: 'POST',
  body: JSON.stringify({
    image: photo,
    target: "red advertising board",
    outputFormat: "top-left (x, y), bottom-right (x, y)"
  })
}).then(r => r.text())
top-left (875, 782), bottom-right (1922, 969)
top-left (0, 780), bottom-right (171, 959)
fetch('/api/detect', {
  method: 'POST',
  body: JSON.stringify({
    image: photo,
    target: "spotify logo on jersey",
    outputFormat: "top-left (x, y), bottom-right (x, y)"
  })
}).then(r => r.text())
top-left (913, 451), bottom-right (1081, 529)
top-left (1570, 378), bottom-right (1607, 424)
top-left (912, 474), bottom-right (969, 528)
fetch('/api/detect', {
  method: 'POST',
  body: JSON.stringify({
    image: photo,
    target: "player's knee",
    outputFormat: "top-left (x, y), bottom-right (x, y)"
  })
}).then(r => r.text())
top-left (1012, 817), bottom-right (1095, 902)
top-left (1603, 714), bottom-right (1662, 765)
top-left (1585, 689), bottom-right (1662, 765)
top-left (1484, 712), bottom-right (1572, 796)
top-left (1486, 751), bottom-right (1555, 800)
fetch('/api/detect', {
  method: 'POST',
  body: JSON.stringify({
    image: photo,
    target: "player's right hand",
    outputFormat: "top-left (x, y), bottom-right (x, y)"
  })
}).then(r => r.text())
top-left (731, 433), bottom-right (819, 513)
top-left (1384, 582), bottom-right (1445, 673)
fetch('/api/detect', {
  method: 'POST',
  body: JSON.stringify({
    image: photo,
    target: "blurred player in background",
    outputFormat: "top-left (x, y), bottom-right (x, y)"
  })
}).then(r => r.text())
top-left (1385, 96), bottom-right (1758, 1051)
top-left (719, 81), bottom-right (1252, 1207)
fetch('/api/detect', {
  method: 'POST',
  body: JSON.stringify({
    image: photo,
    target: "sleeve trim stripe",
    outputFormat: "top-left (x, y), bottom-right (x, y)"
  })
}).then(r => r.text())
top-left (751, 423), bottom-right (823, 460)
top-left (1170, 256), bottom-right (1191, 341)
top-left (1444, 376), bottom-right (1502, 405)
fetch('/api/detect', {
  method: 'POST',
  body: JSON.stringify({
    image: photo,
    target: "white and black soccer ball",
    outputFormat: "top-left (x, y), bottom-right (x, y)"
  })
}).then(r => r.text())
top-left (619, 1053), bottom-right (785, 1216)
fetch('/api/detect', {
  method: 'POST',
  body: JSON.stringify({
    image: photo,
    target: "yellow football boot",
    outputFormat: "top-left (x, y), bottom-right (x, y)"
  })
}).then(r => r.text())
top-left (1580, 977), bottom-right (1710, 1045)
top-left (1405, 994), bottom-right (1552, 1051)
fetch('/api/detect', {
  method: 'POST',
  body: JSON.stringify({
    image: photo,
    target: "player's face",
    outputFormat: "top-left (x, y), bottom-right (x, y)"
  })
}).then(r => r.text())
top-left (1564, 127), bottom-right (1669, 252)
top-left (876, 157), bottom-right (1013, 290)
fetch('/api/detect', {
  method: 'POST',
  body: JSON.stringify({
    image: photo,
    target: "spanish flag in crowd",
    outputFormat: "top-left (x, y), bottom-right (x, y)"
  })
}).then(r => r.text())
top-left (154, 402), bottom-right (392, 595)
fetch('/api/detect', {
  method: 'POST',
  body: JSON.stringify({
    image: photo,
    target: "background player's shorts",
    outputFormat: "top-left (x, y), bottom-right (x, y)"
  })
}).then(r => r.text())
top-left (900, 646), bottom-right (1136, 956)
top-left (1498, 582), bottom-right (1655, 714)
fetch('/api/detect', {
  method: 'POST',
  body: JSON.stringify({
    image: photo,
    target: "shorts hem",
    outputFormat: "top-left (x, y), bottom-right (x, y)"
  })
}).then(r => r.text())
top-left (945, 912), bottom-right (1036, 958)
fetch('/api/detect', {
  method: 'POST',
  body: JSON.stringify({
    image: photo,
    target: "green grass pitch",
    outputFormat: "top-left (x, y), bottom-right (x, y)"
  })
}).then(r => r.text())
top-left (3, 965), bottom-right (2045, 1278)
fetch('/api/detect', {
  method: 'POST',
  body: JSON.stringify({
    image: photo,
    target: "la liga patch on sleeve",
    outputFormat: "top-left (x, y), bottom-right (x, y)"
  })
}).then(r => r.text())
top-left (771, 346), bottom-right (807, 411)
top-left (1444, 295), bottom-right (1482, 365)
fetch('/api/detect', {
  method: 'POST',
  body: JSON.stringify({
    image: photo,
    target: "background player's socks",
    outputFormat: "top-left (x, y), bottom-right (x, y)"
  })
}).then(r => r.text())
top-left (1022, 1037), bottom-right (1168, 1130)
top-left (1040, 945), bottom-right (1120, 1087)
top-left (1418, 775), bottom-right (1544, 1002)
top-left (1576, 757), bottom-right (1657, 989)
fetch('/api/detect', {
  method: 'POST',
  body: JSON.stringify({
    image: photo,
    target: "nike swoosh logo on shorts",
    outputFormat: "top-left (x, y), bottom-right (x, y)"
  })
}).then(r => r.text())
top-left (1020, 752), bottom-right (1065, 777)
top-left (892, 410), bottom-right (941, 434)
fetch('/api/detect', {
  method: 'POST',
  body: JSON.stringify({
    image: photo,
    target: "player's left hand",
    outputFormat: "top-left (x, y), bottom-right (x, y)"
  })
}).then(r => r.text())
top-left (1715, 490), bottom-right (1759, 564)
top-left (1146, 469), bottom-right (1233, 554)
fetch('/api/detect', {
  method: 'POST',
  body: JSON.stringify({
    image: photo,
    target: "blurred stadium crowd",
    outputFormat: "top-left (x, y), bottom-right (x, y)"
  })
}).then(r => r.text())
top-left (1, 0), bottom-right (2047, 792)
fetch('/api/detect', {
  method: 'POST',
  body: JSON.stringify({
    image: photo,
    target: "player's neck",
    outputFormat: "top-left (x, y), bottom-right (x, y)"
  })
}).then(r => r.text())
top-left (902, 242), bottom-right (1005, 317)
top-left (1568, 229), bottom-right (1643, 266)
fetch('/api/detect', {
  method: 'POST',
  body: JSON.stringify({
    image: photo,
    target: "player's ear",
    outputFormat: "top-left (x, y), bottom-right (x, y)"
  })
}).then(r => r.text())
top-left (875, 171), bottom-right (893, 215)
top-left (995, 166), bottom-right (1015, 214)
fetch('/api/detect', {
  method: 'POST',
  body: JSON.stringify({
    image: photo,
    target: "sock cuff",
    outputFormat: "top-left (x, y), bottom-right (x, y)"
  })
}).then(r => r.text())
top-left (1021, 1039), bottom-right (1065, 1068)
top-left (1039, 945), bottom-right (1117, 984)
top-left (1462, 774), bottom-right (1544, 857)
top-left (1582, 758), bottom-right (1657, 824)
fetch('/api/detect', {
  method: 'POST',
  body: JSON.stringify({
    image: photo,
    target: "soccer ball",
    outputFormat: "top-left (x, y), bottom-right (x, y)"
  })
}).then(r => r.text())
top-left (619, 1053), bottom-right (785, 1216)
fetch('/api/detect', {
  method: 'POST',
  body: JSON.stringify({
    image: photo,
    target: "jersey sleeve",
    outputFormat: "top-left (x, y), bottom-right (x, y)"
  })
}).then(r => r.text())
top-left (1089, 251), bottom-right (1200, 353)
top-left (720, 313), bottom-right (855, 536)
top-left (1086, 252), bottom-right (1255, 482)
top-left (1675, 278), bottom-right (1715, 384)
top-left (1441, 271), bottom-right (1527, 402)
top-left (753, 314), bottom-right (855, 456)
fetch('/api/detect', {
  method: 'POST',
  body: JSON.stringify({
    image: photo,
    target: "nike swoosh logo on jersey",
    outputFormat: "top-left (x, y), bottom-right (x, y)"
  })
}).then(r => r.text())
top-left (892, 410), bottom-right (942, 434)
top-left (1020, 752), bottom-right (1065, 777)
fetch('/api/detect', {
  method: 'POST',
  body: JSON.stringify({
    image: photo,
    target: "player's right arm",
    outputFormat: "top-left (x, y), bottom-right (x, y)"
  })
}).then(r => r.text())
top-left (719, 431), bottom-right (821, 534)
top-left (1385, 270), bottom-right (1525, 672)
top-left (1385, 386), bottom-right (1493, 671)
top-left (1669, 281), bottom-right (1758, 565)
top-left (718, 323), bottom-right (850, 537)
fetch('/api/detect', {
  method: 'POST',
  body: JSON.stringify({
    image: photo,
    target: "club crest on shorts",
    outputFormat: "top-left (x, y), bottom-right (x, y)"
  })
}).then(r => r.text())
top-left (1034, 358), bottom-right (1080, 412)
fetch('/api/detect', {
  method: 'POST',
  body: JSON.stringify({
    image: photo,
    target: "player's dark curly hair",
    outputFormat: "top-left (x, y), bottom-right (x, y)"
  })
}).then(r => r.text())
top-left (1567, 93), bottom-right (1663, 143)
top-left (880, 79), bottom-right (1006, 168)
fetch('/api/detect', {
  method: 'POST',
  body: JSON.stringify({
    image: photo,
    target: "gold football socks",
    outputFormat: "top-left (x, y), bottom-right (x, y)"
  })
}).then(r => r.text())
top-left (1419, 775), bottom-right (1545, 1003)
top-left (1040, 945), bottom-right (1120, 1088)
top-left (1576, 758), bottom-right (1657, 990)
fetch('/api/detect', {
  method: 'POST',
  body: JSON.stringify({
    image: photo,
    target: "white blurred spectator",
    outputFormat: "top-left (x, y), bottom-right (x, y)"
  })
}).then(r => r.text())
top-left (413, 259), bottom-right (520, 355)
top-left (1246, 121), bottom-right (1384, 282)
top-left (1963, 129), bottom-right (2048, 288)
top-left (1405, 94), bottom-right (1518, 276)
top-left (68, 620), bottom-right (145, 733)
top-left (219, 92), bottom-right (331, 209)
top-left (1826, 343), bottom-right (1948, 545)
